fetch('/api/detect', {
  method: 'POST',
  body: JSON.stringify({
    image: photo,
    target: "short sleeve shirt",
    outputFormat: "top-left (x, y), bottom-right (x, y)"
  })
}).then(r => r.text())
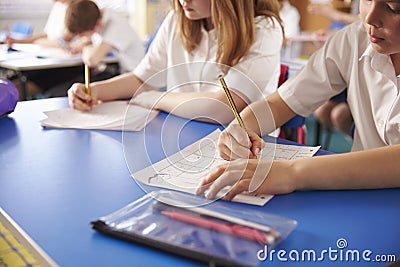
top-left (43, 2), bottom-right (68, 41)
top-left (95, 9), bottom-right (145, 72)
top-left (279, 1), bottom-right (300, 38)
top-left (134, 11), bottom-right (283, 104)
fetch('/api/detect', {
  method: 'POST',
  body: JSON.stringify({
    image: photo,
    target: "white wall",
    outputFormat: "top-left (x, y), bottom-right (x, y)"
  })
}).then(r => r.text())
top-left (0, 0), bottom-right (52, 35)
top-left (0, 0), bottom-right (170, 40)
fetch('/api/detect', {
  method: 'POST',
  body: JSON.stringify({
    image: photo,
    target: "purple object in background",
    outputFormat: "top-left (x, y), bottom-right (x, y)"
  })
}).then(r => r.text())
top-left (0, 78), bottom-right (18, 118)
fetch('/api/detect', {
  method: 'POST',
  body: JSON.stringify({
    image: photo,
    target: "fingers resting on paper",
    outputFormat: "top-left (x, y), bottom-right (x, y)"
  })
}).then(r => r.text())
top-left (195, 160), bottom-right (245, 201)
top-left (68, 83), bottom-right (97, 111)
top-left (196, 158), bottom-right (297, 201)
top-left (218, 124), bottom-right (264, 160)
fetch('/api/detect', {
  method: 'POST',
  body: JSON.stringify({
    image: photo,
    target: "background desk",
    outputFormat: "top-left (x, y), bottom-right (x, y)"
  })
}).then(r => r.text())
top-left (0, 47), bottom-right (118, 100)
top-left (0, 98), bottom-right (399, 267)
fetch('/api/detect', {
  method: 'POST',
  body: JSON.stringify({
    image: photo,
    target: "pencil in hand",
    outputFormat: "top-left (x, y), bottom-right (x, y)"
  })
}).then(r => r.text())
top-left (219, 76), bottom-right (248, 135)
top-left (84, 64), bottom-right (91, 96)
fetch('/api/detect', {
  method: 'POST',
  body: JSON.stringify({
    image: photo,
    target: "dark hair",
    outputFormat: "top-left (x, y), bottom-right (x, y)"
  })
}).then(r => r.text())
top-left (65, 0), bottom-right (100, 34)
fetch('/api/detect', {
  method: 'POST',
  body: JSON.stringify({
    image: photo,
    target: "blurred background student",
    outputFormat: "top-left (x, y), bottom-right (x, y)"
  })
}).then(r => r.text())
top-left (308, 0), bottom-right (360, 138)
top-left (5, 0), bottom-right (144, 99)
top-left (278, 0), bottom-right (300, 38)
top-left (64, 0), bottom-right (145, 78)
top-left (278, 0), bottom-right (301, 62)
top-left (5, 0), bottom-right (76, 49)
top-left (68, 0), bottom-right (284, 125)
top-left (5, 0), bottom-right (89, 99)
top-left (50, 0), bottom-right (145, 97)
top-left (308, 0), bottom-right (360, 33)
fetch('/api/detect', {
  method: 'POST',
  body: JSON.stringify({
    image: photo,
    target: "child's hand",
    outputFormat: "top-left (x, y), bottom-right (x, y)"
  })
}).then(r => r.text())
top-left (4, 36), bottom-right (17, 47)
top-left (196, 158), bottom-right (296, 201)
top-left (67, 82), bottom-right (98, 111)
top-left (69, 36), bottom-right (91, 55)
top-left (218, 123), bottom-right (264, 160)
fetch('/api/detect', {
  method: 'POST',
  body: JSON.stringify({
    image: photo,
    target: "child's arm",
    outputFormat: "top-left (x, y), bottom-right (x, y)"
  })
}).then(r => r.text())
top-left (197, 90), bottom-right (400, 198)
top-left (199, 91), bottom-right (295, 158)
top-left (293, 145), bottom-right (400, 191)
top-left (6, 34), bottom-right (46, 46)
top-left (197, 144), bottom-right (400, 200)
top-left (131, 89), bottom-right (249, 125)
top-left (68, 72), bottom-right (144, 111)
top-left (81, 42), bottom-right (113, 67)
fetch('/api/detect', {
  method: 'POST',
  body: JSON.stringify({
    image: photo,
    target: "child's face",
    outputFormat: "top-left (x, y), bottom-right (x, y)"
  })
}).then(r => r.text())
top-left (360, 0), bottom-right (400, 55)
top-left (179, 0), bottom-right (212, 20)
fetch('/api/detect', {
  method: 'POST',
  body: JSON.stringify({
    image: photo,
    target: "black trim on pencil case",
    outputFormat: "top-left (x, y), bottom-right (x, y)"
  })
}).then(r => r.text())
top-left (89, 220), bottom-right (251, 267)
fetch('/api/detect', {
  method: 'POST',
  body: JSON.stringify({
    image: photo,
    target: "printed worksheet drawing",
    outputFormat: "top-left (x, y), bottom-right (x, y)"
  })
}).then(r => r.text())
top-left (132, 129), bottom-right (320, 206)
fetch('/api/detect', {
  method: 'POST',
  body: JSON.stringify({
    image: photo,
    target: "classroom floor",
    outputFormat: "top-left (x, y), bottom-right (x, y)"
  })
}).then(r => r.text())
top-left (305, 115), bottom-right (352, 153)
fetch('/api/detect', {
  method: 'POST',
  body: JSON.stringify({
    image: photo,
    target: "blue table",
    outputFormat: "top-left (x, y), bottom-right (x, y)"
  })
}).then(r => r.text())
top-left (0, 98), bottom-right (399, 267)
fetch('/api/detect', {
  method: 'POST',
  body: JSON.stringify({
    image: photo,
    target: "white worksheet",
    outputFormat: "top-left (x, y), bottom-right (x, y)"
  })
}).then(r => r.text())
top-left (41, 101), bottom-right (159, 131)
top-left (132, 129), bottom-right (320, 206)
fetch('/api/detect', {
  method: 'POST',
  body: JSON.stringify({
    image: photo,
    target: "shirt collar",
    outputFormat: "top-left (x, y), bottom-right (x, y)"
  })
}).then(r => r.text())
top-left (359, 44), bottom-right (376, 61)
top-left (359, 44), bottom-right (393, 74)
top-left (200, 25), bottom-right (216, 39)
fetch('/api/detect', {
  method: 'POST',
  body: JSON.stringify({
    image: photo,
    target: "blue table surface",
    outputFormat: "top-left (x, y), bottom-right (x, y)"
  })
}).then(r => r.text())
top-left (0, 97), bottom-right (399, 267)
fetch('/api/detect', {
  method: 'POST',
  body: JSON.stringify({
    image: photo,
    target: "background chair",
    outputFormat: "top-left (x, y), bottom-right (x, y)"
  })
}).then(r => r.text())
top-left (278, 64), bottom-right (306, 144)
top-left (8, 22), bottom-right (33, 39)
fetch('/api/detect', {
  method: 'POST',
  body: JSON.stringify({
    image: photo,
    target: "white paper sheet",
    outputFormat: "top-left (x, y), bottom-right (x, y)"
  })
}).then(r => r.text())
top-left (11, 43), bottom-right (81, 60)
top-left (41, 101), bottom-right (159, 131)
top-left (132, 129), bottom-right (320, 206)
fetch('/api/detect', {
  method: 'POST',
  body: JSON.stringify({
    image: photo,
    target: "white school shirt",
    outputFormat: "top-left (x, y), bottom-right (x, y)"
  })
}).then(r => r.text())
top-left (134, 11), bottom-right (283, 104)
top-left (92, 9), bottom-right (145, 72)
top-left (43, 2), bottom-right (68, 41)
top-left (278, 21), bottom-right (400, 151)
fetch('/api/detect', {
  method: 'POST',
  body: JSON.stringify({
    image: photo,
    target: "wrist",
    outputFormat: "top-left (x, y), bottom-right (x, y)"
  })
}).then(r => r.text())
top-left (152, 91), bottom-right (166, 110)
top-left (90, 82), bottom-right (101, 100)
top-left (289, 159), bottom-right (305, 191)
top-left (227, 120), bottom-right (240, 129)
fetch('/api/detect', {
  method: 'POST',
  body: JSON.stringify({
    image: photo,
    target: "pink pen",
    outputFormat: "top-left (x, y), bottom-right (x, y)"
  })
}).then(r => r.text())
top-left (161, 211), bottom-right (276, 245)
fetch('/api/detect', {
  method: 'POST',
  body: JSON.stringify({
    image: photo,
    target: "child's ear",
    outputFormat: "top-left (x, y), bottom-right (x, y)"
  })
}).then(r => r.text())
top-left (94, 19), bottom-right (102, 31)
top-left (95, 10), bottom-right (104, 30)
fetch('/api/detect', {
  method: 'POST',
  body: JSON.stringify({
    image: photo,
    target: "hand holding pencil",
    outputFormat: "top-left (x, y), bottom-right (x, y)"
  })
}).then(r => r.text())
top-left (67, 65), bottom-right (98, 111)
top-left (218, 77), bottom-right (264, 160)
top-left (217, 123), bottom-right (264, 160)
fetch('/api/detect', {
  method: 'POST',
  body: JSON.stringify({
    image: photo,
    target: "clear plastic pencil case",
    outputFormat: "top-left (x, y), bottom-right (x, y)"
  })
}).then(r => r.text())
top-left (90, 190), bottom-right (297, 267)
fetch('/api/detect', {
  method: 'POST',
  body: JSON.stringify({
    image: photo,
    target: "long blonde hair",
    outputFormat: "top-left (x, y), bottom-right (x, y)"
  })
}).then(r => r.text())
top-left (172, 0), bottom-right (283, 67)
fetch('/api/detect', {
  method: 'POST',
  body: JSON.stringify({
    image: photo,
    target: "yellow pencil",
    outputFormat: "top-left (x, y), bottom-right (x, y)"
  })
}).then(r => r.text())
top-left (84, 64), bottom-right (91, 96)
top-left (219, 77), bottom-right (248, 134)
